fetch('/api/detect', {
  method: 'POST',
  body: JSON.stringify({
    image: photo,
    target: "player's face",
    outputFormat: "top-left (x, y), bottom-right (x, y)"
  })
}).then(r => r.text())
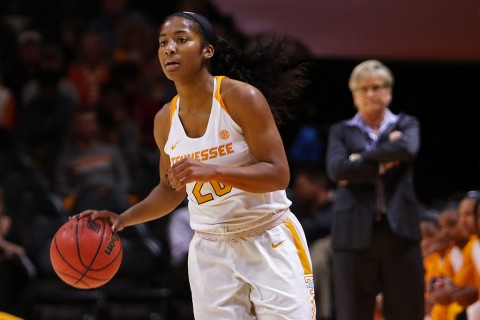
top-left (158, 16), bottom-right (206, 81)
top-left (352, 75), bottom-right (392, 117)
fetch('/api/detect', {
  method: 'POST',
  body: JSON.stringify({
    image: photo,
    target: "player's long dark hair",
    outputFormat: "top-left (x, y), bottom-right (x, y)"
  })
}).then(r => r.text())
top-left (162, 12), bottom-right (314, 125)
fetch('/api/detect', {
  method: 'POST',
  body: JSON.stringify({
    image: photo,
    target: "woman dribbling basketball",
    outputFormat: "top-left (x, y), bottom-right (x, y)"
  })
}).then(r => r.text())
top-left (79, 11), bottom-right (315, 319)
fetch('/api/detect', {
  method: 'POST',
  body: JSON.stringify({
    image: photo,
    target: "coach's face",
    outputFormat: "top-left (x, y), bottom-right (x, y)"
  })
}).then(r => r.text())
top-left (352, 75), bottom-right (392, 118)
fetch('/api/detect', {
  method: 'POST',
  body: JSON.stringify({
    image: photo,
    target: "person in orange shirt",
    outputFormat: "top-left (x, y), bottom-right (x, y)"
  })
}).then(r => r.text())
top-left (67, 30), bottom-right (111, 109)
top-left (422, 215), bottom-right (446, 319)
top-left (429, 192), bottom-right (480, 320)
top-left (425, 208), bottom-right (469, 320)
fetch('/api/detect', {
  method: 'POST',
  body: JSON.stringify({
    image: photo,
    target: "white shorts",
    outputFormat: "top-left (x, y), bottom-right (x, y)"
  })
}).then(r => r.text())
top-left (188, 214), bottom-right (316, 319)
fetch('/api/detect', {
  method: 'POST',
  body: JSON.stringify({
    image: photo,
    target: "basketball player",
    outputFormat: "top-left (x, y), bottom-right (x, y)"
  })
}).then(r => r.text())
top-left (79, 11), bottom-right (316, 319)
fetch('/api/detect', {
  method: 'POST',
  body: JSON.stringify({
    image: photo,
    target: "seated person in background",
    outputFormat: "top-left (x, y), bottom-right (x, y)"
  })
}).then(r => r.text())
top-left (55, 109), bottom-right (131, 214)
top-left (0, 72), bottom-right (16, 153)
top-left (432, 207), bottom-right (471, 320)
top-left (0, 186), bottom-right (34, 318)
top-left (167, 201), bottom-right (194, 298)
top-left (16, 68), bottom-right (76, 184)
top-left (429, 192), bottom-right (480, 320)
top-left (421, 209), bottom-right (456, 320)
top-left (290, 164), bottom-right (334, 320)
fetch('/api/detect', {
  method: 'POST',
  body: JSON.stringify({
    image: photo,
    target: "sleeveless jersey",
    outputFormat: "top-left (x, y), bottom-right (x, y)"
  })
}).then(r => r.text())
top-left (164, 76), bottom-right (291, 236)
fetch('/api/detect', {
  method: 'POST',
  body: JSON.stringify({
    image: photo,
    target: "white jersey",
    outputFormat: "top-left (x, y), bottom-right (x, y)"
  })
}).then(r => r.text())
top-left (164, 76), bottom-right (291, 236)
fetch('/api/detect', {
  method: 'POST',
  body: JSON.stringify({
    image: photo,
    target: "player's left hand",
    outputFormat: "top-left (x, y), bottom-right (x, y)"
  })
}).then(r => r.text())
top-left (167, 157), bottom-right (214, 191)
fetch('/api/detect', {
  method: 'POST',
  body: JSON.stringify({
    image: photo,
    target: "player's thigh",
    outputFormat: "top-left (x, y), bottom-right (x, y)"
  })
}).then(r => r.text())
top-left (188, 235), bottom-right (253, 319)
top-left (249, 221), bottom-right (315, 319)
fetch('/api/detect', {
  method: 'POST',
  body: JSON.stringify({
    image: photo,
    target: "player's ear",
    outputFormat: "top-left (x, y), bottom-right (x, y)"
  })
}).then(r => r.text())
top-left (203, 44), bottom-right (214, 59)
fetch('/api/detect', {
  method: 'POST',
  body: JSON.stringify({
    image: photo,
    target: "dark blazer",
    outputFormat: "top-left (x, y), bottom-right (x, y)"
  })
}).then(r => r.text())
top-left (326, 113), bottom-right (422, 250)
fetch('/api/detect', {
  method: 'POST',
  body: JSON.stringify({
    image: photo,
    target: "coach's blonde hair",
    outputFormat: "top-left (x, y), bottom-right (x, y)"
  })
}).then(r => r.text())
top-left (348, 60), bottom-right (394, 91)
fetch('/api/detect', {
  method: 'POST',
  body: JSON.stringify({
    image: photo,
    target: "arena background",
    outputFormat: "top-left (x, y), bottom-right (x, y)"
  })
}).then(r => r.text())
top-left (1, 0), bottom-right (480, 205)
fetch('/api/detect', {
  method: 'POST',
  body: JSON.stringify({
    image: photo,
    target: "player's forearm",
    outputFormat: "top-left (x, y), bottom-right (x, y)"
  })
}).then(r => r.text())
top-left (121, 184), bottom-right (185, 226)
top-left (212, 161), bottom-right (289, 193)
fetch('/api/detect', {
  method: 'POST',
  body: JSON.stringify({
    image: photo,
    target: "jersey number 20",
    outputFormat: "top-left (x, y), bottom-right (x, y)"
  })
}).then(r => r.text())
top-left (192, 181), bottom-right (232, 204)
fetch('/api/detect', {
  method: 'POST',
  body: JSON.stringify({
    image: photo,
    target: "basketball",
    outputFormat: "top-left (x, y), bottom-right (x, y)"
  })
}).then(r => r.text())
top-left (50, 216), bottom-right (123, 289)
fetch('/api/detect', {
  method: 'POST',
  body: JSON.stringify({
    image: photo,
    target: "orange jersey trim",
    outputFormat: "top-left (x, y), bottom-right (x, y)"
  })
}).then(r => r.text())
top-left (168, 76), bottom-right (228, 128)
top-left (214, 76), bottom-right (228, 114)
top-left (283, 219), bottom-right (313, 275)
top-left (169, 95), bottom-right (179, 127)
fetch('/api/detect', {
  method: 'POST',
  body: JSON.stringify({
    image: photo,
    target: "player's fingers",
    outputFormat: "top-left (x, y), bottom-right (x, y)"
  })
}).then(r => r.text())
top-left (72, 210), bottom-right (95, 219)
top-left (74, 210), bottom-right (111, 221)
top-left (170, 158), bottom-right (190, 179)
top-left (111, 220), bottom-right (124, 233)
top-left (166, 166), bottom-right (181, 185)
top-left (167, 168), bottom-right (187, 190)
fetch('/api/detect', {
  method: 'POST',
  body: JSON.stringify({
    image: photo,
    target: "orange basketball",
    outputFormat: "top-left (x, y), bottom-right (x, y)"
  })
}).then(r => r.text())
top-left (50, 216), bottom-right (122, 289)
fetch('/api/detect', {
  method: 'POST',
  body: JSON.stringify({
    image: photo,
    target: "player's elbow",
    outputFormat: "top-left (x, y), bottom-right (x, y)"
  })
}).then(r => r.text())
top-left (275, 167), bottom-right (290, 190)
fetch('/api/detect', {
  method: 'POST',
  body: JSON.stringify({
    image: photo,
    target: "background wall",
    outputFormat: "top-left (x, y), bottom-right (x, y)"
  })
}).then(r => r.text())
top-left (210, 0), bottom-right (480, 62)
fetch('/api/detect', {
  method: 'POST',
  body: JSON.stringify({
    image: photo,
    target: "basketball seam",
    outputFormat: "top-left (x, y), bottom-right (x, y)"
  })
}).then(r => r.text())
top-left (74, 218), bottom-right (106, 286)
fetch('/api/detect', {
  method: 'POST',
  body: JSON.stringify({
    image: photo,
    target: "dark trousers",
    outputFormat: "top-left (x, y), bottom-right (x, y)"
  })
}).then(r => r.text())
top-left (332, 219), bottom-right (425, 320)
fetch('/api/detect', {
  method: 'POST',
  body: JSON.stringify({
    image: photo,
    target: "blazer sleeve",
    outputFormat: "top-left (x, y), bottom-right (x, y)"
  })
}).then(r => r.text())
top-left (326, 121), bottom-right (379, 184)
top-left (361, 114), bottom-right (420, 163)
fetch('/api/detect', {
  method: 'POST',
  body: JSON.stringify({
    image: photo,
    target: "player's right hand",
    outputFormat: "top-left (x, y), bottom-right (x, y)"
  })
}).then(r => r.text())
top-left (73, 210), bottom-right (125, 232)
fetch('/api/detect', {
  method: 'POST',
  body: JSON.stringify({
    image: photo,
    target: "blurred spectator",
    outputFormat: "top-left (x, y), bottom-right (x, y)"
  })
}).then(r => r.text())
top-left (167, 203), bottom-right (191, 275)
top-left (289, 125), bottom-right (326, 170)
top-left (55, 109), bottom-right (130, 214)
top-left (429, 192), bottom-right (480, 319)
top-left (112, 13), bottom-right (156, 66)
top-left (89, 0), bottom-right (148, 54)
top-left (0, 186), bottom-right (35, 319)
top-left (426, 207), bottom-right (468, 320)
top-left (290, 164), bottom-right (334, 320)
top-left (16, 67), bottom-right (76, 184)
top-left (167, 203), bottom-right (192, 268)
top-left (2, 29), bottom-right (43, 103)
top-left (107, 61), bottom-right (164, 198)
top-left (58, 19), bottom-right (85, 67)
top-left (22, 43), bottom-right (78, 106)
top-left (0, 72), bottom-right (16, 152)
top-left (291, 165), bottom-right (333, 243)
top-left (96, 80), bottom-right (141, 177)
top-left (110, 61), bottom-right (161, 149)
top-left (166, 203), bottom-right (195, 318)
top-left (67, 30), bottom-right (111, 109)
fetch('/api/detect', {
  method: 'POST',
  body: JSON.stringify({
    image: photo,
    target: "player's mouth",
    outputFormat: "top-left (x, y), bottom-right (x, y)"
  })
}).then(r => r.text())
top-left (165, 60), bottom-right (180, 71)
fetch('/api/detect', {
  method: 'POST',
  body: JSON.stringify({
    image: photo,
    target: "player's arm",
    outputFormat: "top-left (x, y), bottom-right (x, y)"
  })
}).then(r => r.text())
top-left (82, 104), bottom-right (186, 231)
top-left (168, 78), bottom-right (289, 193)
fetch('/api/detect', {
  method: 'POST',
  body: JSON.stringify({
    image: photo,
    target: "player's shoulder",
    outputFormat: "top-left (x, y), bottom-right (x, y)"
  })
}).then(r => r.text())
top-left (155, 100), bottom-right (174, 124)
top-left (220, 77), bottom-right (262, 102)
top-left (154, 100), bottom-right (175, 143)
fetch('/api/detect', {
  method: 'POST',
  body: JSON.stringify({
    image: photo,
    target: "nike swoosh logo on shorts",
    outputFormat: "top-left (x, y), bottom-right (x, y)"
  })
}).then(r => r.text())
top-left (271, 240), bottom-right (285, 249)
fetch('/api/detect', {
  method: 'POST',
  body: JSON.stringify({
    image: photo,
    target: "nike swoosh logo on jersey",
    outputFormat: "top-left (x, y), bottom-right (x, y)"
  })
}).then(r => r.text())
top-left (171, 140), bottom-right (180, 150)
top-left (271, 240), bottom-right (286, 249)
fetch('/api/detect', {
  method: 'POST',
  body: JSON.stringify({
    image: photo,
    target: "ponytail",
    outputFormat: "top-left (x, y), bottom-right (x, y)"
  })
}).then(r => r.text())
top-left (211, 36), bottom-right (313, 124)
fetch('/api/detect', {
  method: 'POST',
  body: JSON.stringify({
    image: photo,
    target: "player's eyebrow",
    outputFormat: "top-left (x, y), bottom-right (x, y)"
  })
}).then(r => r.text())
top-left (159, 30), bottom-right (189, 38)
